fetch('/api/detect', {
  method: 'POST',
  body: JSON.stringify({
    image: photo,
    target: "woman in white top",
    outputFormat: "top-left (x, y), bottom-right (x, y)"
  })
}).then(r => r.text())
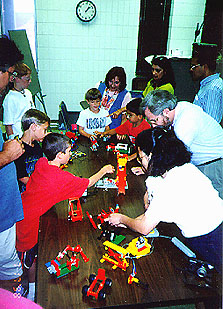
top-left (107, 127), bottom-right (223, 272)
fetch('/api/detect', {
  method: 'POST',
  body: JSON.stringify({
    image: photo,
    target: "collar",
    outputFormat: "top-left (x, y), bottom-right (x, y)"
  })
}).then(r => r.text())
top-left (200, 73), bottom-right (220, 87)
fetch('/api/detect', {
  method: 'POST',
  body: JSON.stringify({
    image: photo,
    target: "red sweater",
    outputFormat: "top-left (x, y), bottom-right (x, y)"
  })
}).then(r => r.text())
top-left (16, 157), bottom-right (89, 252)
top-left (115, 119), bottom-right (151, 145)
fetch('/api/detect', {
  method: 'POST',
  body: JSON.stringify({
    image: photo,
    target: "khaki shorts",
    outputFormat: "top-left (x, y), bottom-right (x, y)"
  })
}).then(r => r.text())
top-left (0, 225), bottom-right (22, 280)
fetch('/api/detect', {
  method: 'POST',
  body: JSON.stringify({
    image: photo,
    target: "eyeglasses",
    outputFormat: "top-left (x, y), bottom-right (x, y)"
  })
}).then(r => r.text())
top-left (190, 64), bottom-right (200, 70)
top-left (126, 113), bottom-right (135, 119)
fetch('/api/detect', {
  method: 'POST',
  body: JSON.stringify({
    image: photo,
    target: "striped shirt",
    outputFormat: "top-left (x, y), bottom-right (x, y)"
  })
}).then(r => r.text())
top-left (193, 73), bottom-right (223, 123)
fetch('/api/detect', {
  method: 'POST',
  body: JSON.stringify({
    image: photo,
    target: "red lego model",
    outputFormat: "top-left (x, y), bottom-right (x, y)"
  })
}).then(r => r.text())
top-left (82, 268), bottom-right (112, 300)
top-left (90, 136), bottom-right (99, 151)
top-left (68, 198), bottom-right (83, 222)
top-left (115, 152), bottom-right (128, 194)
top-left (45, 244), bottom-right (89, 278)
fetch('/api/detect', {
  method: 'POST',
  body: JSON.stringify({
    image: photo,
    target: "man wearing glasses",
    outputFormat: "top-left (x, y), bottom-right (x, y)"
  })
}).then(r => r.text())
top-left (191, 43), bottom-right (223, 126)
top-left (140, 89), bottom-right (223, 199)
top-left (0, 36), bottom-right (25, 289)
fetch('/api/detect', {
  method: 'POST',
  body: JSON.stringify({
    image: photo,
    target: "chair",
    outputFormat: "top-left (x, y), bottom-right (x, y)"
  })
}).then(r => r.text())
top-left (58, 101), bottom-right (80, 131)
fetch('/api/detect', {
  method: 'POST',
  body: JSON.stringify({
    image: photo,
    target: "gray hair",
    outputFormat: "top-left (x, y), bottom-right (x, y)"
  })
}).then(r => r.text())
top-left (140, 90), bottom-right (178, 116)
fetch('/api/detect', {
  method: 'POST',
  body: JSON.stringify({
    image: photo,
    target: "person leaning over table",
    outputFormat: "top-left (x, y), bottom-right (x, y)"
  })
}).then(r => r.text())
top-left (138, 89), bottom-right (223, 199)
top-left (96, 66), bottom-right (131, 129)
top-left (106, 127), bottom-right (223, 272)
top-left (142, 56), bottom-right (176, 98)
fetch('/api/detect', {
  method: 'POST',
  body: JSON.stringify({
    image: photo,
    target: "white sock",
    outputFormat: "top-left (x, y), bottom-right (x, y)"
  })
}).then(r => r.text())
top-left (27, 282), bottom-right (35, 301)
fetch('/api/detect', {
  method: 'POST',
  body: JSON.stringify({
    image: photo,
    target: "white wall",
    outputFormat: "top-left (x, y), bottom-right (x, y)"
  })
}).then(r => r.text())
top-left (167, 0), bottom-right (206, 57)
top-left (35, 0), bottom-right (206, 119)
top-left (35, 0), bottom-right (141, 119)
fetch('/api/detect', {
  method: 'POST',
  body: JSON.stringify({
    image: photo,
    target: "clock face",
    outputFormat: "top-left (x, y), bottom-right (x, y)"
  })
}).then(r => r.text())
top-left (76, 0), bottom-right (96, 22)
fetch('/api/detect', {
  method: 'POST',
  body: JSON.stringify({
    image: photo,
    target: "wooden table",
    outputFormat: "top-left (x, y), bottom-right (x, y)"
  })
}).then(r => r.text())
top-left (36, 138), bottom-right (221, 308)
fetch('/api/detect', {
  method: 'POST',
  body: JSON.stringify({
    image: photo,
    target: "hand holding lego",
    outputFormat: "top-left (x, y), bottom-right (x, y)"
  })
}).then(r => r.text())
top-left (105, 213), bottom-right (127, 228)
top-left (90, 134), bottom-right (97, 140)
top-left (117, 134), bottom-right (126, 140)
top-left (101, 164), bottom-right (115, 175)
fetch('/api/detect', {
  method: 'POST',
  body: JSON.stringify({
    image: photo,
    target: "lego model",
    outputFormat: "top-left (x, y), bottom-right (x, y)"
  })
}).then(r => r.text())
top-left (100, 236), bottom-right (151, 271)
top-left (45, 245), bottom-right (89, 278)
top-left (68, 198), bottom-right (83, 222)
top-left (97, 205), bottom-right (120, 224)
top-left (90, 136), bottom-right (99, 151)
top-left (82, 268), bottom-right (112, 300)
top-left (100, 241), bottom-right (130, 271)
top-left (115, 152), bottom-right (128, 194)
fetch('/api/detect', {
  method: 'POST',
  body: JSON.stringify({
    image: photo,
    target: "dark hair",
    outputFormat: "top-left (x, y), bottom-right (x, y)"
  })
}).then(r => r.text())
top-left (151, 56), bottom-right (176, 89)
top-left (21, 109), bottom-right (50, 131)
top-left (105, 66), bottom-right (127, 92)
top-left (0, 36), bottom-right (24, 71)
top-left (192, 43), bottom-right (218, 71)
top-left (42, 133), bottom-right (71, 161)
top-left (135, 127), bottom-right (191, 177)
top-left (85, 88), bottom-right (102, 101)
top-left (126, 98), bottom-right (142, 115)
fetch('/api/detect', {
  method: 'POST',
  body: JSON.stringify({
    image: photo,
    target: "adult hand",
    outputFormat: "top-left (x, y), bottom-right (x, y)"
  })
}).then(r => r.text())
top-left (1, 139), bottom-right (24, 164)
top-left (105, 213), bottom-right (127, 228)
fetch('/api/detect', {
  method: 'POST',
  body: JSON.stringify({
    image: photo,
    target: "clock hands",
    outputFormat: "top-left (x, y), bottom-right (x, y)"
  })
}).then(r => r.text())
top-left (85, 6), bottom-right (90, 13)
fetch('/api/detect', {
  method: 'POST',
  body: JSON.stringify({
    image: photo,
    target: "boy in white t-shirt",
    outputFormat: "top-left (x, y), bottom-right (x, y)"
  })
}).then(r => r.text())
top-left (77, 88), bottom-right (111, 140)
top-left (3, 63), bottom-right (35, 139)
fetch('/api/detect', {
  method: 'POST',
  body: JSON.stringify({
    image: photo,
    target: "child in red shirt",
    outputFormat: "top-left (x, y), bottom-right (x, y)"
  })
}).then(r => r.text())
top-left (16, 133), bottom-right (114, 300)
top-left (99, 98), bottom-right (151, 160)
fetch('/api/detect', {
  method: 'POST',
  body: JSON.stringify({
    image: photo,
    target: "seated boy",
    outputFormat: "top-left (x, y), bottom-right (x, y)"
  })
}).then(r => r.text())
top-left (14, 109), bottom-right (50, 192)
top-left (16, 133), bottom-right (114, 301)
top-left (77, 88), bottom-right (111, 140)
top-left (100, 98), bottom-right (151, 160)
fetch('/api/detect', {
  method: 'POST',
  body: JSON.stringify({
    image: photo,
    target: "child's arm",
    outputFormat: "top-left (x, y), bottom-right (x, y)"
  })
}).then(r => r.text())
top-left (88, 164), bottom-right (115, 187)
top-left (79, 126), bottom-right (96, 140)
top-left (107, 106), bottom-right (127, 119)
top-left (99, 127), bottom-right (116, 137)
top-left (106, 212), bottom-right (159, 235)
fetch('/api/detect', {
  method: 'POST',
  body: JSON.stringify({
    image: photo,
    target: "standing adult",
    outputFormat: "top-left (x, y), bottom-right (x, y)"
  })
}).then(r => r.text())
top-left (191, 43), bottom-right (223, 124)
top-left (97, 66), bottom-right (131, 129)
top-left (0, 36), bottom-right (24, 285)
top-left (141, 89), bottom-right (223, 199)
top-left (143, 56), bottom-right (176, 98)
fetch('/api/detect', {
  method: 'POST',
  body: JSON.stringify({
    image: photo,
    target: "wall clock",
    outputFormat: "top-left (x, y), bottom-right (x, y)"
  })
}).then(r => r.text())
top-left (76, 0), bottom-right (97, 22)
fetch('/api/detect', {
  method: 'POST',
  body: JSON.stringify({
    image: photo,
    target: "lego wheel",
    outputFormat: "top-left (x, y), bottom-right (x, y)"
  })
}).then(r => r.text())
top-left (82, 285), bottom-right (89, 296)
top-left (89, 274), bottom-right (96, 284)
top-left (105, 278), bottom-right (112, 287)
top-left (98, 289), bottom-right (106, 300)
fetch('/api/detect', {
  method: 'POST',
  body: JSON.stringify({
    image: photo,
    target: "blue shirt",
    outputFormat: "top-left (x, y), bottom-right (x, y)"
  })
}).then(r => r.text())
top-left (193, 73), bottom-right (223, 123)
top-left (0, 128), bottom-right (24, 232)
